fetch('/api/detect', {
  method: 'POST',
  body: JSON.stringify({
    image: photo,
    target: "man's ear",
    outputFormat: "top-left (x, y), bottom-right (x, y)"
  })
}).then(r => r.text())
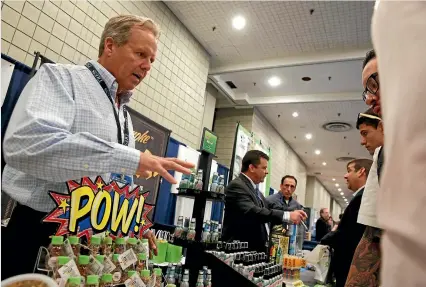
top-left (104, 37), bottom-right (115, 56)
top-left (358, 167), bottom-right (366, 178)
top-left (378, 121), bottom-right (384, 133)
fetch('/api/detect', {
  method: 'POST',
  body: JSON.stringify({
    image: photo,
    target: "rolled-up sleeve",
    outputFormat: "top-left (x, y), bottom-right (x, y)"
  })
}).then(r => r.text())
top-left (3, 64), bottom-right (140, 182)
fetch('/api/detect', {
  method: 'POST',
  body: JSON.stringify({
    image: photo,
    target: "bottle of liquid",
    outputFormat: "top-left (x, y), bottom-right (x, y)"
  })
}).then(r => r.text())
top-left (189, 170), bottom-right (196, 189)
top-left (179, 173), bottom-right (190, 189)
top-left (210, 172), bottom-right (218, 192)
top-left (195, 169), bottom-right (204, 190)
top-left (174, 216), bottom-right (184, 239)
top-left (216, 175), bottom-right (225, 193)
top-left (175, 263), bottom-right (182, 284)
top-left (187, 218), bottom-right (196, 241)
top-left (210, 222), bottom-right (218, 243)
top-left (201, 221), bottom-right (211, 243)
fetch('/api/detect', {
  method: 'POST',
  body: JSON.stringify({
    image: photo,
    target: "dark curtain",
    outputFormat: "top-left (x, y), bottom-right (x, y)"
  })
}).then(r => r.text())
top-left (211, 163), bottom-right (229, 222)
top-left (153, 137), bottom-right (185, 226)
top-left (1, 54), bottom-right (32, 223)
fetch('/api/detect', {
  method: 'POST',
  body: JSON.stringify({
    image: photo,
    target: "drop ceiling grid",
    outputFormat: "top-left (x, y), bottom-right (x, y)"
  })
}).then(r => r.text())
top-left (165, 1), bottom-right (374, 66)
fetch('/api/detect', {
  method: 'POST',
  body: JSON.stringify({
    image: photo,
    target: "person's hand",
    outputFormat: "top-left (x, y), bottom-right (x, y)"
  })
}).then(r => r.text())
top-left (137, 153), bottom-right (194, 184)
top-left (332, 224), bottom-right (338, 232)
top-left (290, 210), bottom-right (307, 224)
top-left (143, 230), bottom-right (158, 257)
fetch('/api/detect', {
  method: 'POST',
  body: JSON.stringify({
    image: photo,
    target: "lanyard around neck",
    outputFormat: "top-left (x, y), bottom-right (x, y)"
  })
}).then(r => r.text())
top-left (85, 62), bottom-right (129, 146)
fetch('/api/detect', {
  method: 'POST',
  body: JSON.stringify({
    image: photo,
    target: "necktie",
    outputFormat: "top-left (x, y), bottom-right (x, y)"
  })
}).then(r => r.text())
top-left (255, 188), bottom-right (264, 207)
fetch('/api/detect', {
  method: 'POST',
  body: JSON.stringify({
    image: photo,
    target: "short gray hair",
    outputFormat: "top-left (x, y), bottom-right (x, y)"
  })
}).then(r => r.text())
top-left (99, 15), bottom-right (160, 57)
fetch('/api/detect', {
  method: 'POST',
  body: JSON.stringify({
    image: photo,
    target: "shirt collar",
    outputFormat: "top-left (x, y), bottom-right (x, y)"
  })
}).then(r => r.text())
top-left (241, 173), bottom-right (256, 190)
top-left (352, 185), bottom-right (365, 198)
top-left (88, 60), bottom-right (132, 105)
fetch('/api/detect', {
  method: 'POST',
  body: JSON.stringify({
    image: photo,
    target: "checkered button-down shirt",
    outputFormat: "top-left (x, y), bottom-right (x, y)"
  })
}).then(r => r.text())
top-left (2, 60), bottom-right (140, 212)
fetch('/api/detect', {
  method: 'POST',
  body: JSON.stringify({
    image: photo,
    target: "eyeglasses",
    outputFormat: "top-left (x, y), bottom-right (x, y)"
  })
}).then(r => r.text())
top-left (362, 72), bottom-right (379, 101)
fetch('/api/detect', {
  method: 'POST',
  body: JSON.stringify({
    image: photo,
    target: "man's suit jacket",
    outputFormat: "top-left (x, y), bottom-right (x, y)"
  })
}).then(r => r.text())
top-left (222, 174), bottom-right (284, 252)
top-left (315, 217), bottom-right (331, 241)
top-left (321, 188), bottom-right (366, 287)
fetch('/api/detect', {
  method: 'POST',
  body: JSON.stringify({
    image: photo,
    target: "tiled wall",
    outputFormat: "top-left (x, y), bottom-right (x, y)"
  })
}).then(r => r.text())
top-left (252, 109), bottom-right (307, 205)
top-left (213, 107), bottom-right (254, 167)
top-left (305, 175), bottom-right (331, 212)
top-left (1, 0), bottom-right (210, 149)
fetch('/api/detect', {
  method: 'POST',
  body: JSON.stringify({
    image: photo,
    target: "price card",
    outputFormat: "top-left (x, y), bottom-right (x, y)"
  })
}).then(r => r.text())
top-left (58, 259), bottom-right (80, 278)
top-left (124, 272), bottom-right (146, 287)
top-left (87, 255), bottom-right (104, 275)
top-left (118, 248), bottom-right (137, 270)
top-left (103, 256), bottom-right (116, 274)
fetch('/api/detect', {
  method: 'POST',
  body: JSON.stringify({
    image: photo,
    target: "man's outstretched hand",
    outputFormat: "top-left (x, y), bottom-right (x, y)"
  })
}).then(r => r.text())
top-left (143, 230), bottom-right (158, 257)
top-left (137, 153), bottom-right (194, 184)
top-left (290, 210), bottom-right (307, 224)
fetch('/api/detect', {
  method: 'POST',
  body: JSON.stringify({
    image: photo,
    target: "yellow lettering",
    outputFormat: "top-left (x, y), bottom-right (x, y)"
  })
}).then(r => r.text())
top-left (133, 131), bottom-right (152, 144)
top-left (90, 190), bottom-right (112, 231)
top-left (69, 186), bottom-right (94, 232)
top-left (111, 192), bottom-right (139, 234)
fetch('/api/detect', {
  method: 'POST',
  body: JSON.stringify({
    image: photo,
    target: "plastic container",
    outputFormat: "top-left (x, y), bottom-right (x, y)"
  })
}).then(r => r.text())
top-left (86, 275), bottom-right (99, 287)
top-left (68, 236), bottom-right (80, 257)
top-left (65, 277), bottom-right (81, 287)
top-left (140, 269), bottom-right (151, 285)
top-left (49, 236), bottom-right (64, 257)
top-left (78, 255), bottom-right (90, 277)
top-left (114, 237), bottom-right (126, 254)
top-left (100, 274), bottom-right (113, 287)
top-left (90, 236), bottom-right (102, 256)
top-left (102, 237), bottom-right (113, 256)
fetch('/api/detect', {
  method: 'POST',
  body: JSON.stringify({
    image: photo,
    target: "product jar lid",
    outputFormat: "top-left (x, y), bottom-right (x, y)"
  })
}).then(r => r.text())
top-left (101, 274), bottom-right (113, 283)
top-left (154, 268), bottom-right (162, 276)
top-left (67, 277), bottom-right (81, 285)
top-left (58, 256), bottom-right (71, 266)
top-left (112, 254), bottom-right (119, 262)
top-left (103, 237), bottom-right (113, 244)
top-left (95, 255), bottom-right (105, 263)
top-left (138, 253), bottom-right (147, 260)
top-left (127, 271), bottom-right (137, 277)
top-left (127, 238), bottom-right (138, 245)
top-left (115, 237), bottom-right (125, 244)
top-left (68, 236), bottom-right (79, 245)
top-left (90, 236), bottom-right (101, 245)
top-left (86, 275), bottom-right (99, 285)
top-left (141, 270), bottom-right (151, 277)
top-left (51, 236), bottom-right (64, 245)
top-left (78, 255), bottom-right (90, 265)
top-left (141, 239), bottom-right (148, 244)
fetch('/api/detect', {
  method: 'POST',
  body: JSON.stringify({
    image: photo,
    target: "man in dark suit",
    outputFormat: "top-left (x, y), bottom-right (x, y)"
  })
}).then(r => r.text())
top-left (315, 208), bottom-right (331, 241)
top-left (321, 158), bottom-right (373, 287)
top-left (222, 150), bottom-right (307, 253)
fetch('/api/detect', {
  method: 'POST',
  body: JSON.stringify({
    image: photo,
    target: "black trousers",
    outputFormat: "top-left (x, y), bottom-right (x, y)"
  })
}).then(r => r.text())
top-left (1, 203), bottom-right (56, 279)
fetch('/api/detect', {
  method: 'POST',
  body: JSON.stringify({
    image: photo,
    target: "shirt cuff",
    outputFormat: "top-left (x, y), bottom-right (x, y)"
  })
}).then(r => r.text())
top-left (111, 143), bottom-right (140, 175)
top-left (283, 211), bottom-right (290, 223)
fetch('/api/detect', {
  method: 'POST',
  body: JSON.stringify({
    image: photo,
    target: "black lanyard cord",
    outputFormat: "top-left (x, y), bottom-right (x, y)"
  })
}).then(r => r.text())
top-left (85, 62), bottom-right (129, 146)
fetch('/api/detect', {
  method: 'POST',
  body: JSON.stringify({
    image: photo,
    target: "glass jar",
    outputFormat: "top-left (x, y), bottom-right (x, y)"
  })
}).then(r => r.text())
top-left (140, 269), bottom-right (151, 285)
top-left (68, 236), bottom-right (80, 257)
top-left (102, 237), bottom-right (113, 256)
top-left (65, 277), bottom-right (81, 287)
top-left (127, 270), bottom-right (137, 278)
top-left (154, 268), bottom-right (162, 287)
top-left (77, 255), bottom-right (90, 277)
top-left (114, 238), bottom-right (126, 254)
top-left (86, 275), bottom-right (99, 287)
top-left (50, 236), bottom-right (64, 257)
top-left (55, 256), bottom-right (71, 282)
top-left (136, 253), bottom-right (147, 272)
top-left (127, 237), bottom-right (138, 253)
top-left (89, 236), bottom-right (101, 256)
top-left (111, 254), bottom-right (123, 284)
top-left (100, 274), bottom-right (113, 287)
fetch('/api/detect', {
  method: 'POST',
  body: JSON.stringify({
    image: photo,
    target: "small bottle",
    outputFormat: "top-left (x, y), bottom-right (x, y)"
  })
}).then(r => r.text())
top-left (102, 237), bottom-right (113, 256)
top-left (65, 277), bottom-right (81, 287)
top-left (141, 269), bottom-right (151, 285)
top-left (127, 237), bottom-right (138, 253)
top-left (195, 169), bottom-right (203, 190)
top-left (86, 275), bottom-right (99, 287)
top-left (114, 237), bottom-right (126, 254)
top-left (89, 236), bottom-right (102, 256)
top-left (154, 268), bottom-right (162, 287)
top-left (187, 218), bottom-right (196, 241)
top-left (201, 221), bottom-right (211, 243)
top-left (111, 254), bottom-right (123, 284)
top-left (174, 216), bottom-right (184, 239)
top-left (136, 253), bottom-right (147, 271)
top-left (210, 172), bottom-right (219, 192)
top-left (68, 236), bottom-right (80, 257)
top-left (49, 236), bottom-right (64, 257)
top-left (141, 238), bottom-right (149, 255)
top-left (188, 171), bottom-right (196, 189)
top-left (195, 278), bottom-right (204, 287)
top-left (55, 256), bottom-right (71, 282)
top-left (100, 274), bottom-right (113, 287)
top-left (77, 255), bottom-right (90, 277)
top-left (180, 269), bottom-right (189, 287)
top-left (182, 218), bottom-right (190, 238)
top-left (179, 173), bottom-right (190, 189)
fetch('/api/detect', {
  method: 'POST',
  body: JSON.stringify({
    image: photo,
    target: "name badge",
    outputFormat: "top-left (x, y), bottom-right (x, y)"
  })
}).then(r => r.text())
top-left (110, 173), bottom-right (132, 185)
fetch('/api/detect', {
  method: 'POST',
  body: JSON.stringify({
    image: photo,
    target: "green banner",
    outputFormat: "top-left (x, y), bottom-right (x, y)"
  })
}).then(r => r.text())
top-left (201, 128), bottom-right (217, 155)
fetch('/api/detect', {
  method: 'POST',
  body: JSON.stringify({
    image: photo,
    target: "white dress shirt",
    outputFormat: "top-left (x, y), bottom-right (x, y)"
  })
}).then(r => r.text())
top-left (373, 1), bottom-right (426, 286)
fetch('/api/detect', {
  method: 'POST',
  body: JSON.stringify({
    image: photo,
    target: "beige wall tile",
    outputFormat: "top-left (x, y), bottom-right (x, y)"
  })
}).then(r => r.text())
top-left (1, 21), bottom-right (15, 42)
top-left (8, 44), bottom-right (27, 63)
top-left (56, 9), bottom-right (71, 28)
top-left (22, 2), bottom-right (41, 22)
top-left (17, 16), bottom-right (36, 37)
top-left (43, 1), bottom-right (59, 19)
top-left (38, 12), bottom-right (54, 32)
top-left (29, 39), bottom-right (47, 55)
top-left (33, 26), bottom-right (50, 46)
top-left (51, 22), bottom-right (67, 41)
top-left (4, 0), bottom-right (25, 13)
top-left (47, 34), bottom-right (63, 54)
top-left (12, 30), bottom-right (32, 51)
top-left (2, 5), bottom-right (21, 27)
top-left (2, 39), bottom-right (11, 54)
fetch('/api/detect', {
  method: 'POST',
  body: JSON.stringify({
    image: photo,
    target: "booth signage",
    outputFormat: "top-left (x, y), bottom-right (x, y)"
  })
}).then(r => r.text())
top-left (201, 128), bottom-right (217, 155)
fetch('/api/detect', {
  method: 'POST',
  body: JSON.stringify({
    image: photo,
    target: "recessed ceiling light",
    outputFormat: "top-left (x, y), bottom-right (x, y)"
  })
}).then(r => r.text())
top-left (292, 112), bottom-right (299, 118)
top-left (268, 76), bottom-right (281, 87)
top-left (344, 199), bottom-right (348, 202)
top-left (335, 183), bottom-right (339, 187)
top-left (232, 15), bottom-right (246, 30)
top-left (315, 149), bottom-right (321, 155)
top-left (322, 162), bottom-right (327, 166)
top-left (302, 76), bottom-right (311, 82)
top-left (332, 178), bottom-right (336, 181)
top-left (338, 188), bottom-right (342, 192)
top-left (340, 192), bottom-right (344, 195)
top-left (305, 133), bottom-right (312, 140)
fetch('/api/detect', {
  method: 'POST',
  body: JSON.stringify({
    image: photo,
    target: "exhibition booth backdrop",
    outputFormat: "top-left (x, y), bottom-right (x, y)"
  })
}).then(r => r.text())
top-left (0, 53), bottom-right (228, 229)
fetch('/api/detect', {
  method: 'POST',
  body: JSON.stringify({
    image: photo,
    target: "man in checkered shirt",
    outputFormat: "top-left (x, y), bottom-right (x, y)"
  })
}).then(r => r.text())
top-left (1, 15), bottom-right (193, 279)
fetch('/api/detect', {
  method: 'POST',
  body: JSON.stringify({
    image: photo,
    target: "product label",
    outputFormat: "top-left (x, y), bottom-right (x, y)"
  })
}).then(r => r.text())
top-left (124, 272), bottom-right (146, 287)
top-left (87, 255), bottom-right (104, 275)
top-left (118, 248), bottom-right (138, 270)
top-left (63, 239), bottom-right (75, 258)
top-left (103, 256), bottom-right (116, 274)
top-left (58, 259), bottom-right (80, 278)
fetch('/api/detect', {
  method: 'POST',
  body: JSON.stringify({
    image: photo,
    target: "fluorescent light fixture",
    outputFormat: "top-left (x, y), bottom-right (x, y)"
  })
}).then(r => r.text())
top-left (292, 112), bottom-right (299, 118)
top-left (338, 188), bottom-right (342, 192)
top-left (322, 162), bottom-right (327, 166)
top-left (335, 183), bottom-right (339, 187)
top-left (232, 15), bottom-right (246, 30)
top-left (268, 76), bottom-right (281, 87)
top-left (305, 133), bottom-right (312, 140)
top-left (315, 149), bottom-right (321, 155)
top-left (340, 192), bottom-right (344, 195)
top-left (332, 178), bottom-right (336, 181)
